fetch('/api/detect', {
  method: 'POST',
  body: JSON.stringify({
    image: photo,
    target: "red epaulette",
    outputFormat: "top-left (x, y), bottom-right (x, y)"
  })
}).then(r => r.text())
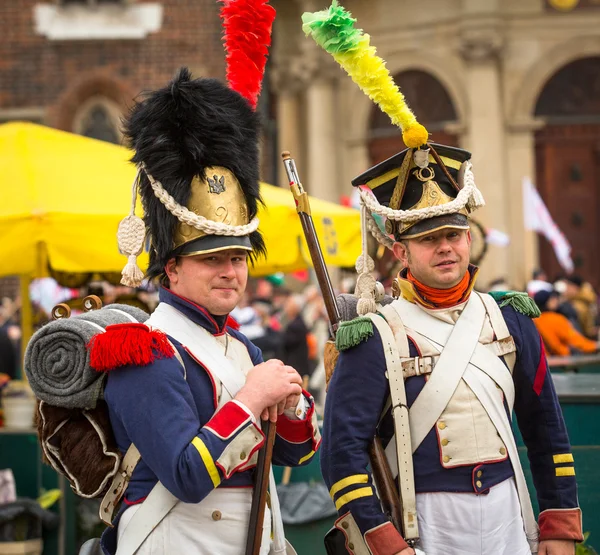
top-left (87, 323), bottom-right (175, 372)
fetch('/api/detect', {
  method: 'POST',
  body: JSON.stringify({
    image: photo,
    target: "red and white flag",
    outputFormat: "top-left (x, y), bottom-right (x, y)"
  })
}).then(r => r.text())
top-left (522, 177), bottom-right (573, 273)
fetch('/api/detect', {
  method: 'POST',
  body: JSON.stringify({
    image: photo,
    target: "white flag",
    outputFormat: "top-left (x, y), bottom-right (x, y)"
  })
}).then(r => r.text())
top-left (522, 177), bottom-right (573, 273)
top-left (486, 228), bottom-right (510, 247)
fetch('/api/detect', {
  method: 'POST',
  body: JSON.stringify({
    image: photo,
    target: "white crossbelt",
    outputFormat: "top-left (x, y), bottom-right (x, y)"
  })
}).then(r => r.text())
top-left (367, 313), bottom-right (419, 542)
top-left (382, 293), bottom-right (539, 553)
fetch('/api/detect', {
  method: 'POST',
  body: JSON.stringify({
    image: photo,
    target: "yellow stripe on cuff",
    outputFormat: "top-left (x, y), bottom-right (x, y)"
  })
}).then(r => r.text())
top-left (298, 451), bottom-right (316, 465)
top-left (334, 487), bottom-right (373, 511)
top-left (553, 453), bottom-right (574, 464)
top-left (192, 437), bottom-right (221, 487)
top-left (555, 467), bottom-right (576, 477)
top-left (329, 474), bottom-right (369, 499)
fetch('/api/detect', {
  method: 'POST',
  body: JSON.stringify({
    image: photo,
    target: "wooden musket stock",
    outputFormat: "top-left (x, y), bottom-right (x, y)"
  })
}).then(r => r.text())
top-left (245, 420), bottom-right (277, 555)
top-left (281, 151), bottom-right (406, 539)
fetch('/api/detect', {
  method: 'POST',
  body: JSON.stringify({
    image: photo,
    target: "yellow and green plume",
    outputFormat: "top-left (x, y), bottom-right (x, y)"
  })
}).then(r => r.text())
top-left (302, 1), bottom-right (428, 149)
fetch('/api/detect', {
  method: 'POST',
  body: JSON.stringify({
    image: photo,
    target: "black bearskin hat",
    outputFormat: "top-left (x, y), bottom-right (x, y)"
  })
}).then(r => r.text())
top-left (123, 67), bottom-right (265, 281)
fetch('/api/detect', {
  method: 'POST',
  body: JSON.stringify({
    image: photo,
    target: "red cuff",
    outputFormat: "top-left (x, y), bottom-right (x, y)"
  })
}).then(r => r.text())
top-left (276, 392), bottom-right (315, 444)
top-left (539, 508), bottom-right (584, 542)
top-left (364, 522), bottom-right (408, 555)
top-left (205, 401), bottom-right (252, 440)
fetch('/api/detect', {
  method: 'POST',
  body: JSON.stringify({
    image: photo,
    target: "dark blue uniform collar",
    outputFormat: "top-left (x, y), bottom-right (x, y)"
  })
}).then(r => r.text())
top-left (159, 286), bottom-right (228, 335)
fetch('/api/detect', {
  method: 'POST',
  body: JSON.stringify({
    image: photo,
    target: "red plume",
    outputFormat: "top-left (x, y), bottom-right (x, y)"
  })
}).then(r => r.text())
top-left (219, 0), bottom-right (276, 110)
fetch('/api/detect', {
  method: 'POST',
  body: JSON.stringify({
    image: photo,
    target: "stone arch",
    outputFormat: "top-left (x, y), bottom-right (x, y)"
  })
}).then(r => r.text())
top-left (72, 96), bottom-right (123, 143)
top-left (344, 51), bottom-right (467, 145)
top-left (511, 35), bottom-right (600, 123)
top-left (50, 72), bottom-right (136, 139)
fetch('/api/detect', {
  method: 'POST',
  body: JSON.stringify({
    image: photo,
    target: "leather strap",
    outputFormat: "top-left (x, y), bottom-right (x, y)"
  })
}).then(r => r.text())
top-left (99, 443), bottom-right (141, 527)
top-left (463, 367), bottom-right (539, 552)
top-left (147, 303), bottom-right (246, 399)
top-left (397, 296), bottom-right (516, 412)
top-left (402, 294), bottom-right (486, 452)
top-left (99, 341), bottom-right (185, 526)
top-left (115, 481), bottom-right (179, 555)
top-left (368, 313), bottom-right (419, 542)
top-left (478, 292), bottom-right (517, 372)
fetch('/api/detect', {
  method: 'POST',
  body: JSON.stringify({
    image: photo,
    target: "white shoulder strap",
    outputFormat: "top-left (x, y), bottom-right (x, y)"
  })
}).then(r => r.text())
top-left (402, 295), bottom-right (486, 452)
top-left (104, 339), bottom-right (186, 553)
top-left (477, 292), bottom-right (517, 372)
top-left (115, 481), bottom-right (178, 555)
top-left (367, 313), bottom-right (419, 542)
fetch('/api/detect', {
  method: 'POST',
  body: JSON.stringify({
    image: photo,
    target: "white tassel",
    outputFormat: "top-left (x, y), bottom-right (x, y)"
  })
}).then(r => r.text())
top-left (354, 204), bottom-right (378, 316)
top-left (117, 171), bottom-right (146, 287)
top-left (121, 254), bottom-right (145, 287)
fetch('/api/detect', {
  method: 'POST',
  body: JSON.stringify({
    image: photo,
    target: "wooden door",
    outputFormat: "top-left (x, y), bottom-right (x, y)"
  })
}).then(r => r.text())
top-left (535, 123), bottom-right (600, 288)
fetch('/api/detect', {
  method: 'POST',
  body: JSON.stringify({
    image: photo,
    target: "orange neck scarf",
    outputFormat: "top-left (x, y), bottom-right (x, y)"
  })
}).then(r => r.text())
top-left (405, 267), bottom-right (474, 309)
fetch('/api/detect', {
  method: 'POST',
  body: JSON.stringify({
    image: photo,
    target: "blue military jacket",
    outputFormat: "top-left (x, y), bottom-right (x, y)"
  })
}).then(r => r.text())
top-left (321, 292), bottom-right (582, 553)
top-left (100, 287), bottom-right (320, 554)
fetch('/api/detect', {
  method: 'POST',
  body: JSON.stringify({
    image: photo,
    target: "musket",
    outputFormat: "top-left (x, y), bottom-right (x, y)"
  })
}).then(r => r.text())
top-left (281, 151), bottom-right (406, 537)
top-left (245, 420), bottom-right (277, 555)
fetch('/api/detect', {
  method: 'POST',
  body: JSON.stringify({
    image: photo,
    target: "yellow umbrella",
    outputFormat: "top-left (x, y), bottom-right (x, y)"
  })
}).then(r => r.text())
top-left (0, 122), bottom-right (360, 278)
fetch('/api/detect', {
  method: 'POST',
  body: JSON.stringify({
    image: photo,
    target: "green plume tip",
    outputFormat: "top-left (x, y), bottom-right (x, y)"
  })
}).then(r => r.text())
top-left (302, 0), bottom-right (363, 55)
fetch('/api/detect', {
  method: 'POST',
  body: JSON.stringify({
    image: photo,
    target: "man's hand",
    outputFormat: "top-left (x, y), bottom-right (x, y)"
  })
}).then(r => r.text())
top-left (538, 539), bottom-right (575, 555)
top-left (235, 360), bottom-right (302, 422)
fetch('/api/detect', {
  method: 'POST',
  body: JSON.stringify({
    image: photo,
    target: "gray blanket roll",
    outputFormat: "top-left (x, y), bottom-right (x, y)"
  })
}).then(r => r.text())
top-left (24, 304), bottom-right (149, 409)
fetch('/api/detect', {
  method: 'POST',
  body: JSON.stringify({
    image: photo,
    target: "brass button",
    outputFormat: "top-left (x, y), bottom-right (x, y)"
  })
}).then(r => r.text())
top-left (438, 422), bottom-right (446, 430)
top-left (441, 439), bottom-right (449, 446)
top-left (443, 455), bottom-right (451, 463)
top-left (499, 447), bottom-right (506, 455)
top-left (342, 521), bottom-right (349, 529)
top-left (212, 510), bottom-right (222, 521)
top-left (348, 543), bottom-right (354, 550)
top-left (240, 451), bottom-right (247, 460)
top-left (477, 470), bottom-right (482, 478)
top-left (476, 480), bottom-right (482, 488)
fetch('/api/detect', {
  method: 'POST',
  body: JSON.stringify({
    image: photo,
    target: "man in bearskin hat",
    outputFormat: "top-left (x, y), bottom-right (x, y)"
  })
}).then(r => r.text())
top-left (90, 4), bottom-right (320, 553)
top-left (302, 3), bottom-right (582, 555)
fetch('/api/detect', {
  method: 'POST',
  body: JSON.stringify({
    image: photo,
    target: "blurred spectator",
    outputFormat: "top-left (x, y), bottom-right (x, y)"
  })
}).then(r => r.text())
top-left (282, 294), bottom-right (311, 379)
top-left (0, 325), bottom-right (17, 379)
top-left (526, 269), bottom-right (553, 297)
top-left (251, 301), bottom-right (283, 361)
top-left (533, 290), bottom-right (598, 357)
top-left (560, 276), bottom-right (598, 339)
top-left (487, 277), bottom-right (512, 293)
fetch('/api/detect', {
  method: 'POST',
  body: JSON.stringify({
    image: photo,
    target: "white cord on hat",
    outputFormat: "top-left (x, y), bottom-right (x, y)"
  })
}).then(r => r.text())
top-left (358, 161), bottom-right (484, 223)
top-left (145, 170), bottom-right (260, 236)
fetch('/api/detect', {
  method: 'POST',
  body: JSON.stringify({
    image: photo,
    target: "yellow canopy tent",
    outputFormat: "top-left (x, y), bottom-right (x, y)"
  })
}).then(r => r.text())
top-left (0, 122), bottom-right (360, 277)
top-left (0, 122), bottom-right (361, 350)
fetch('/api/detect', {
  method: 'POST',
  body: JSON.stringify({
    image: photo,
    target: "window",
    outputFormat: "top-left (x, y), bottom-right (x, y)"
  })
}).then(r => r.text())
top-left (72, 97), bottom-right (122, 144)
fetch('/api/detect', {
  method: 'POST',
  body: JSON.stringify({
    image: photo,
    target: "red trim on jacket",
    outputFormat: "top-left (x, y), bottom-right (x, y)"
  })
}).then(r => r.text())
top-left (364, 521), bottom-right (408, 555)
top-left (533, 337), bottom-right (548, 396)
top-left (539, 508), bottom-right (584, 542)
top-left (275, 392), bottom-right (316, 445)
top-left (162, 286), bottom-right (224, 334)
top-left (184, 347), bottom-right (218, 409)
top-left (205, 401), bottom-right (252, 440)
top-left (215, 422), bottom-right (265, 480)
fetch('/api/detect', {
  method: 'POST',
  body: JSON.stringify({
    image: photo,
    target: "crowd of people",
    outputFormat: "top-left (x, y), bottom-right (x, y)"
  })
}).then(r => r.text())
top-left (526, 270), bottom-right (600, 357)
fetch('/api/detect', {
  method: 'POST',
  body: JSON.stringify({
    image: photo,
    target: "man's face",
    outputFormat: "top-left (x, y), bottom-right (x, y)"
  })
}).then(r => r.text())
top-left (392, 228), bottom-right (471, 289)
top-left (165, 249), bottom-right (249, 315)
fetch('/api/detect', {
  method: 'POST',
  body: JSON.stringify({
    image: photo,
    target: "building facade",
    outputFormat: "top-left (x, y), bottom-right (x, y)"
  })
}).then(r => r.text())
top-left (2, 0), bottom-right (600, 290)
top-left (270, 0), bottom-right (600, 290)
